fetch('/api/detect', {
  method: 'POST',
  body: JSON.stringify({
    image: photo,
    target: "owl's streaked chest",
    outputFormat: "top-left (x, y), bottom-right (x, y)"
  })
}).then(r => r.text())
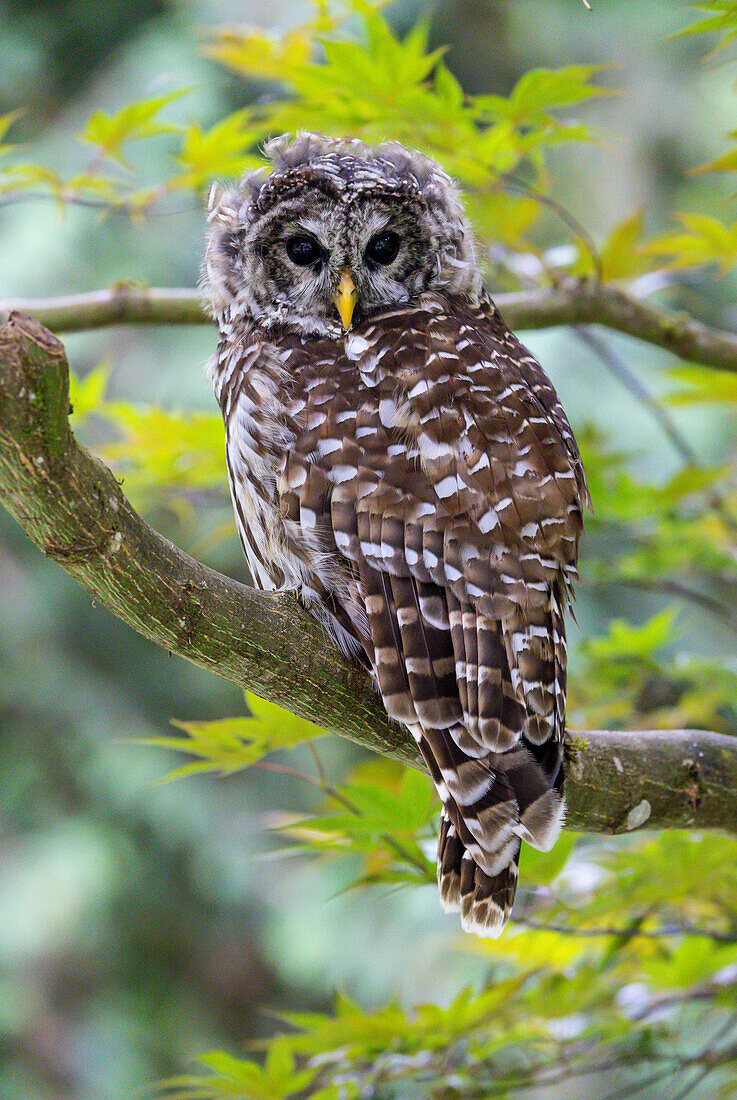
top-left (211, 298), bottom-right (583, 603)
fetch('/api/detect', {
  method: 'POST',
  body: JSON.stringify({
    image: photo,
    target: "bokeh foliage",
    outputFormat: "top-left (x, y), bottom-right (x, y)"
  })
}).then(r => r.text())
top-left (3, 1), bottom-right (737, 1097)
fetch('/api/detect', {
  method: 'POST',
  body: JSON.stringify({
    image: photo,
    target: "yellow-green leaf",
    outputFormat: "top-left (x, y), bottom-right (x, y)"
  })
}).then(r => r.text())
top-left (146, 693), bottom-right (329, 779)
top-left (81, 91), bottom-right (185, 161)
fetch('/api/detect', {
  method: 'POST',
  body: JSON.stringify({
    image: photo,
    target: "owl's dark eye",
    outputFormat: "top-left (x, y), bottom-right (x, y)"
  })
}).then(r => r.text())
top-left (286, 235), bottom-right (323, 266)
top-left (365, 231), bottom-right (400, 266)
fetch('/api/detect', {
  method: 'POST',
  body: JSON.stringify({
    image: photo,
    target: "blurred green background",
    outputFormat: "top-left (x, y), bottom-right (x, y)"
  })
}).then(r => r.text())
top-left (0, 2), bottom-right (735, 1097)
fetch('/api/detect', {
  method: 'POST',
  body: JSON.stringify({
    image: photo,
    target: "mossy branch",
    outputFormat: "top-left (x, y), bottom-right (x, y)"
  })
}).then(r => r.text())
top-left (1, 312), bottom-right (736, 838)
top-left (3, 278), bottom-right (737, 373)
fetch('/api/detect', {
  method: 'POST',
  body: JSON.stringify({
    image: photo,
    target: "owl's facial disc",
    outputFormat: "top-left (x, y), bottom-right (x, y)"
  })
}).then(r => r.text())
top-left (204, 136), bottom-right (483, 334)
top-left (240, 184), bottom-right (438, 335)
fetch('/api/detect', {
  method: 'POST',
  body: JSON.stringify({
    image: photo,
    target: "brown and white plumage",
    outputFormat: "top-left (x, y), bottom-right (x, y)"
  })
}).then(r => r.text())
top-left (203, 133), bottom-right (588, 937)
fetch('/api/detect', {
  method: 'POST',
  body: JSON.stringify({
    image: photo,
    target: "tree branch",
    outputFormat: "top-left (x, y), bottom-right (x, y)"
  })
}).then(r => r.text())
top-left (499, 279), bottom-right (737, 374)
top-left (1, 312), bottom-right (736, 837)
top-left (0, 286), bottom-right (205, 331)
top-left (2, 277), bottom-right (737, 372)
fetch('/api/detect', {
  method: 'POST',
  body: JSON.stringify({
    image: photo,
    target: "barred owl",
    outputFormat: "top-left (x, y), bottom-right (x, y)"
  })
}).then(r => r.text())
top-left (203, 133), bottom-right (588, 937)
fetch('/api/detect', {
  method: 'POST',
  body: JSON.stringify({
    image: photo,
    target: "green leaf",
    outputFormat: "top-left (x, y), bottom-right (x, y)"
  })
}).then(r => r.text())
top-left (0, 162), bottom-right (65, 199)
top-left (202, 7), bottom-right (334, 84)
top-left (68, 363), bottom-right (111, 420)
top-left (666, 364), bottom-right (737, 406)
top-left (433, 62), bottom-right (465, 110)
top-left (644, 213), bottom-right (737, 272)
top-left (0, 109), bottom-right (24, 150)
top-left (172, 112), bottom-right (262, 192)
top-left (81, 90), bottom-right (185, 162)
top-left (598, 210), bottom-right (652, 280)
top-left (82, 400), bottom-right (226, 511)
top-left (198, 1050), bottom-right (263, 1081)
top-left (476, 65), bottom-right (603, 124)
top-left (581, 608), bottom-right (681, 665)
top-left (198, 3), bottom-right (600, 234)
top-left (158, 1041), bottom-right (324, 1098)
top-left (519, 832), bottom-right (578, 887)
top-left (277, 758), bottom-right (436, 888)
top-left (146, 693), bottom-right (329, 779)
top-left (672, 1), bottom-right (737, 46)
top-left (697, 130), bottom-right (737, 174)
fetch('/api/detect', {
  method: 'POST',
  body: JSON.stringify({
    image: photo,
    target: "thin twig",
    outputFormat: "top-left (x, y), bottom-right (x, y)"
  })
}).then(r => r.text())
top-left (515, 917), bottom-right (737, 944)
top-left (574, 325), bottom-right (699, 465)
top-left (630, 974), bottom-right (737, 1024)
top-left (320, 782), bottom-right (433, 879)
top-left (669, 1008), bottom-right (737, 1100)
top-left (695, 1008), bottom-right (737, 1063)
top-left (0, 190), bottom-right (198, 217)
top-left (252, 759), bottom-right (325, 790)
top-left (305, 739), bottom-right (328, 787)
top-left (574, 325), bottom-right (737, 533)
top-left (669, 1066), bottom-right (713, 1100)
top-left (475, 1050), bottom-right (675, 1097)
top-left (491, 172), bottom-right (603, 280)
top-left (613, 577), bottom-right (737, 631)
top-left (602, 1067), bottom-right (681, 1100)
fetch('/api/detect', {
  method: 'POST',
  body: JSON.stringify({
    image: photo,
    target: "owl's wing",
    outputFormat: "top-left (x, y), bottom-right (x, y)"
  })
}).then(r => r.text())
top-left (278, 296), bottom-right (586, 935)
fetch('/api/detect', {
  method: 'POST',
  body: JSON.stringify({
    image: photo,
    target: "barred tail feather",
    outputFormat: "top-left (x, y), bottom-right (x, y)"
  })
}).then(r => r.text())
top-left (437, 811), bottom-right (519, 938)
top-left (357, 559), bottom-right (568, 939)
top-left (431, 732), bottom-right (565, 937)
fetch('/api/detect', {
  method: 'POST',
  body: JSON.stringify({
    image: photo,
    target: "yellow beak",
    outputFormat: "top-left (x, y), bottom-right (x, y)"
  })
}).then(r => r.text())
top-left (333, 270), bottom-right (357, 330)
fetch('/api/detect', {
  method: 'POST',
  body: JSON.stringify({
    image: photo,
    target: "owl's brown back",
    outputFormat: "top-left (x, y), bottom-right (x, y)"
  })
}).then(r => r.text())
top-left (211, 287), bottom-right (587, 937)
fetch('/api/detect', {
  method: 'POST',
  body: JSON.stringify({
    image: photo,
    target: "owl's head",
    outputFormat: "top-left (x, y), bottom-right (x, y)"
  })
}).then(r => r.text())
top-left (203, 132), bottom-right (481, 337)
